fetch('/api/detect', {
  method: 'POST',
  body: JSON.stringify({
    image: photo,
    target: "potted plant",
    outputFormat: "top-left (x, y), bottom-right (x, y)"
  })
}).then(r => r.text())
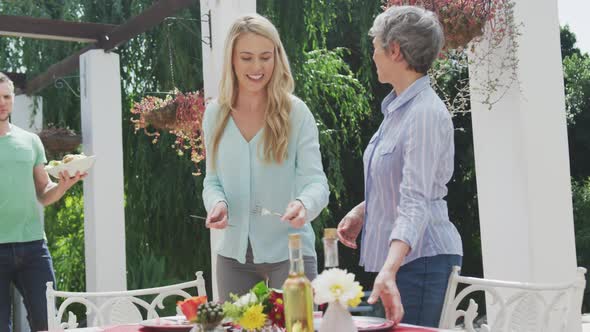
top-left (38, 124), bottom-right (81, 155)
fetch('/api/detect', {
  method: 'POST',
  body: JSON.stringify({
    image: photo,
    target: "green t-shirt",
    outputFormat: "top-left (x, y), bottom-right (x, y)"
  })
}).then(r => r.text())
top-left (0, 124), bottom-right (47, 243)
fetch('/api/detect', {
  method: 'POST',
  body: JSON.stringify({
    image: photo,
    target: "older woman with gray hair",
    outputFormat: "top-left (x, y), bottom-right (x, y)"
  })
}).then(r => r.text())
top-left (337, 5), bottom-right (463, 327)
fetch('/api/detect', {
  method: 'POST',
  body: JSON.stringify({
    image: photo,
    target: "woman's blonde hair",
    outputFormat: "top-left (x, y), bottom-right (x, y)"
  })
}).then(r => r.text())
top-left (211, 14), bottom-right (294, 166)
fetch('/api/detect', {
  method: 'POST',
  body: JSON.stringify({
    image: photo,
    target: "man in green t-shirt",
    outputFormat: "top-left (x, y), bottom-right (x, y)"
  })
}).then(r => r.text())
top-left (0, 73), bottom-right (86, 332)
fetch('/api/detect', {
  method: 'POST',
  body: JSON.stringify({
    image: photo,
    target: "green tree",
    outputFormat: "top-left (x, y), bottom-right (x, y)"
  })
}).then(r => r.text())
top-left (561, 25), bottom-right (582, 59)
top-left (572, 178), bottom-right (590, 312)
top-left (563, 43), bottom-right (590, 179)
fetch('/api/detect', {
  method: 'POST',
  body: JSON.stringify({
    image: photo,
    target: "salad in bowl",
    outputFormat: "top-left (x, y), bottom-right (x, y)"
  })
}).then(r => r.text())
top-left (45, 154), bottom-right (95, 178)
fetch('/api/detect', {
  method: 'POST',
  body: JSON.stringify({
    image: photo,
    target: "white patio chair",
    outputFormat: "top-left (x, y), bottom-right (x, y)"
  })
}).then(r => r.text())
top-left (439, 266), bottom-right (587, 332)
top-left (46, 271), bottom-right (206, 330)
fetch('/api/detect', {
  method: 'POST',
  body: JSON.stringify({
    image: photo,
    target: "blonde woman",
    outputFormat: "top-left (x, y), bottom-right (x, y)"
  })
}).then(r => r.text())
top-left (201, 14), bottom-right (329, 300)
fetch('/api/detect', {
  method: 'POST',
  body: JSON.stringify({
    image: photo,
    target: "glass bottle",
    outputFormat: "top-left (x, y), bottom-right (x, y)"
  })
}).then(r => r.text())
top-left (322, 228), bottom-right (339, 269)
top-left (282, 234), bottom-right (314, 332)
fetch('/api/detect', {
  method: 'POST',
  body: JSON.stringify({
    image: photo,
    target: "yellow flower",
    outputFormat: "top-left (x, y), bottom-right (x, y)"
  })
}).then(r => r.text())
top-left (238, 304), bottom-right (267, 330)
top-left (347, 285), bottom-right (364, 307)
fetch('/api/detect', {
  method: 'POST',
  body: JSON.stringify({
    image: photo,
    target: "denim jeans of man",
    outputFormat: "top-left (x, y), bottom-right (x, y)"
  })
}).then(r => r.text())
top-left (397, 254), bottom-right (462, 328)
top-left (0, 240), bottom-right (56, 332)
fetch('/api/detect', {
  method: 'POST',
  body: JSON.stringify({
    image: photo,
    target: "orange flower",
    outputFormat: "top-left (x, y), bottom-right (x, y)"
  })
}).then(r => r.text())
top-left (177, 296), bottom-right (207, 322)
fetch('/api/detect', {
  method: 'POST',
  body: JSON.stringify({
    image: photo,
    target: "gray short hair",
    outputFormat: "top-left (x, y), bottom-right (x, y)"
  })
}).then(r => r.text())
top-left (0, 72), bottom-right (15, 94)
top-left (369, 6), bottom-right (444, 74)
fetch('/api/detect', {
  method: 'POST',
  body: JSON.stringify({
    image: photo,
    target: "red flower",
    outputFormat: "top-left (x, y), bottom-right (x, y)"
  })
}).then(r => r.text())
top-left (268, 290), bottom-right (285, 328)
top-left (177, 296), bottom-right (207, 322)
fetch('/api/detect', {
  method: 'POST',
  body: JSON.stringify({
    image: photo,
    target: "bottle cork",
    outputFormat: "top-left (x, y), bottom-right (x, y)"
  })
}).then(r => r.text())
top-left (324, 228), bottom-right (337, 239)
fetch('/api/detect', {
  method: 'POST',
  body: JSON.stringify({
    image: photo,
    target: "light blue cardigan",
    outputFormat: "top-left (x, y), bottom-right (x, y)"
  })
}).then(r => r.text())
top-left (202, 96), bottom-right (330, 264)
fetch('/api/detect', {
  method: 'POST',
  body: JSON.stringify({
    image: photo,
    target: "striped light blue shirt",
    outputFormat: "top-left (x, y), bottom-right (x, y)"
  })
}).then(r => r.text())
top-left (360, 76), bottom-right (462, 272)
top-left (202, 96), bottom-right (330, 264)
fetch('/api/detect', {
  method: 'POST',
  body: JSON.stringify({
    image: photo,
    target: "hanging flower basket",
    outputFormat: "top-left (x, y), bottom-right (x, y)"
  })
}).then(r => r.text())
top-left (38, 126), bottom-right (81, 155)
top-left (384, 0), bottom-right (508, 49)
top-left (130, 90), bottom-right (206, 175)
top-left (142, 101), bottom-right (179, 131)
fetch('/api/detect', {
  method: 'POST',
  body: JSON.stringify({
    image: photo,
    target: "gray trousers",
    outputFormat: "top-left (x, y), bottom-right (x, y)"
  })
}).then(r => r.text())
top-left (216, 243), bottom-right (317, 302)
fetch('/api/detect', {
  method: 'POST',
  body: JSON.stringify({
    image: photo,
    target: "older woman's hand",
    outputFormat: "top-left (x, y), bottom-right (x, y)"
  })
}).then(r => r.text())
top-left (206, 201), bottom-right (228, 229)
top-left (368, 269), bottom-right (404, 325)
top-left (282, 200), bottom-right (307, 228)
top-left (337, 208), bottom-right (364, 249)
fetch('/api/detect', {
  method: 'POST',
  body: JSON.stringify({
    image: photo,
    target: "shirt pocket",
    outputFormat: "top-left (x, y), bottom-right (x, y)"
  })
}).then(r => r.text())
top-left (378, 141), bottom-right (397, 156)
top-left (377, 131), bottom-right (401, 156)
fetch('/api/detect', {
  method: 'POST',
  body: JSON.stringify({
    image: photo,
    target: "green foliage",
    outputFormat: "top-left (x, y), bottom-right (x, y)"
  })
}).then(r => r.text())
top-left (563, 51), bottom-right (590, 180)
top-left (296, 48), bottom-right (371, 207)
top-left (572, 178), bottom-right (590, 312)
top-left (294, 48), bottom-right (372, 277)
top-left (259, 0), bottom-right (343, 59)
top-left (126, 249), bottom-right (182, 291)
top-left (564, 53), bottom-right (590, 124)
top-left (44, 184), bottom-right (86, 292)
top-left (561, 25), bottom-right (582, 59)
top-left (44, 183), bottom-right (87, 322)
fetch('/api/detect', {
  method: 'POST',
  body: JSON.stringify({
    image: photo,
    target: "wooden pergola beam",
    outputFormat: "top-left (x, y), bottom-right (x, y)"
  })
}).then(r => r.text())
top-left (99, 0), bottom-right (197, 51)
top-left (0, 15), bottom-right (118, 43)
top-left (25, 46), bottom-right (96, 95)
top-left (21, 0), bottom-right (197, 95)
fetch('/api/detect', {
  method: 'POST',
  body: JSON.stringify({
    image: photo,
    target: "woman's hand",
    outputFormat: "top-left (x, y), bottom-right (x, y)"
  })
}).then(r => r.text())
top-left (367, 269), bottom-right (404, 325)
top-left (337, 207), bottom-right (364, 249)
top-left (206, 201), bottom-right (229, 229)
top-left (282, 200), bottom-right (306, 228)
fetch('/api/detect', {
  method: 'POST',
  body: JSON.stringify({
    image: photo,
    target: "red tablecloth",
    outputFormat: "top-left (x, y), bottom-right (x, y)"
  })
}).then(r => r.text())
top-left (392, 325), bottom-right (438, 331)
top-left (98, 324), bottom-right (439, 332)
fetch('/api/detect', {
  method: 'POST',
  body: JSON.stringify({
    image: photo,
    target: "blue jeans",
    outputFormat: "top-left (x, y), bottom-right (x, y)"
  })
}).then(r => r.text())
top-left (397, 254), bottom-right (462, 328)
top-left (0, 240), bottom-right (56, 332)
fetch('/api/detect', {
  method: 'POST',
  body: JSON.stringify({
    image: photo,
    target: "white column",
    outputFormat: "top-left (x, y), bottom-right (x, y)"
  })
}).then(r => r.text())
top-left (200, 0), bottom-right (256, 300)
top-left (11, 94), bottom-right (41, 332)
top-left (469, 0), bottom-right (580, 329)
top-left (80, 50), bottom-right (126, 292)
top-left (12, 95), bottom-right (42, 132)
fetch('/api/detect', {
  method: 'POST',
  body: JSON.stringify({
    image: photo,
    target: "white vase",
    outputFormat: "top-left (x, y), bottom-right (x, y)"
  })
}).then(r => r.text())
top-left (318, 301), bottom-right (358, 332)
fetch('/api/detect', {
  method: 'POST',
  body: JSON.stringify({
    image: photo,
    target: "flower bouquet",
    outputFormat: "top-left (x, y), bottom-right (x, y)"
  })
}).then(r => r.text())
top-left (222, 281), bottom-right (285, 332)
top-left (178, 296), bottom-right (225, 331)
top-left (311, 268), bottom-right (364, 332)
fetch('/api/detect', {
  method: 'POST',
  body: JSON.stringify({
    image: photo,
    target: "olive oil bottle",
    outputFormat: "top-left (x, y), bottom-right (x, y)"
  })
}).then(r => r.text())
top-left (282, 234), bottom-right (314, 332)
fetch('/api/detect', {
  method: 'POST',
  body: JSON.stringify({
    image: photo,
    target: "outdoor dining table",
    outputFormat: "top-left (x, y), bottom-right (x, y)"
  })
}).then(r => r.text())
top-left (57, 324), bottom-right (459, 332)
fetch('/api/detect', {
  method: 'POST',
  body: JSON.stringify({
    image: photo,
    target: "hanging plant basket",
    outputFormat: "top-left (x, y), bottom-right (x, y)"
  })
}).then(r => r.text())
top-left (130, 90), bottom-right (206, 175)
top-left (384, 0), bottom-right (504, 49)
top-left (38, 126), bottom-right (81, 154)
top-left (142, 101), bottom-right (179, 131)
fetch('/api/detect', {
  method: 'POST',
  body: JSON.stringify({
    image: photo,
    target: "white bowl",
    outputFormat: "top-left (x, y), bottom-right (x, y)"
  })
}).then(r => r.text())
top-left (45, 155), bottom-right (96, 179)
